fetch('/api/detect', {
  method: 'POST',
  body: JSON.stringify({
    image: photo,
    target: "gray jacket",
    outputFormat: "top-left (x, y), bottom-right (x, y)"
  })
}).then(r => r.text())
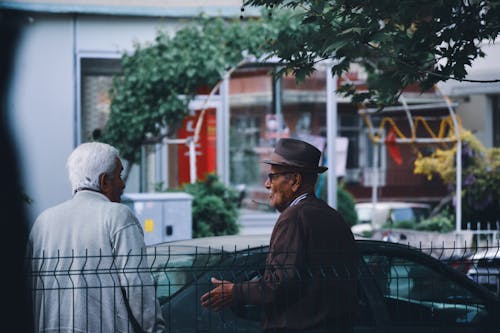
top-left (28, 190), bottom-right (166, 332)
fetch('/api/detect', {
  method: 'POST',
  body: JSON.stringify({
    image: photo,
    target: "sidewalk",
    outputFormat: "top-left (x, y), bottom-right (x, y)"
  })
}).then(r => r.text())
top-left (237, 208), bottom-right (279, 235)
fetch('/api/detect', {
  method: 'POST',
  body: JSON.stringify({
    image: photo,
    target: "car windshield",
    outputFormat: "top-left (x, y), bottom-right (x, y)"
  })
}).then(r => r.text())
top-left (390, 208), bottom-right (415, 223)
top-left (357, 207), bottom-right (372, 223)
top-left (390, 207), bottom-right (430, 223)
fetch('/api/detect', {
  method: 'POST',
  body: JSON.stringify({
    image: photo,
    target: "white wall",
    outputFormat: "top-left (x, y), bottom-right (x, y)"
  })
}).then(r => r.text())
top-left (9, 14), bottom-right (75, 223)
top-left (456, 95), bottom-right (493, 148)
top-left (76, 15), bottom-right (184, 51)
top-left (437, 39), bottom-right (500, 149)
top-left (8, 13), bottom-right (183, 223)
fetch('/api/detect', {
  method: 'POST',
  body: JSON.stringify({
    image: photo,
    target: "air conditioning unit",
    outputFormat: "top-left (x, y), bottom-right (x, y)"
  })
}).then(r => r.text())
top-left (122, 192), bottom-right (193, 245)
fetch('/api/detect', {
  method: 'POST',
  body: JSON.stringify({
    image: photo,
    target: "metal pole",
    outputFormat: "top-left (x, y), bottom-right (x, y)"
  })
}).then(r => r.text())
top-left (274, 68), bottom-right (283, 140)
top-left (140, 145), bottom-right (147, 192)
top-left (437, 86), bottom-right (462, 232)
top-left (455, 135), bottom-right (462, 232)
top-left (189, 139), bottom-right (196, 184)
top-left (326, 63), bottom-right (338, 209)
top-left (448, 104), bottom-right (462, 232)
top-left (219, 72), bottom-right (230, 185)
top-left (371, 143), bottom-right (379, 216)
top-left (363, 102), bottom-right (458, 113)
top-left (161, 134), bottom-right (169, 189)
top-left (155, 142), bottom-right (163, 187)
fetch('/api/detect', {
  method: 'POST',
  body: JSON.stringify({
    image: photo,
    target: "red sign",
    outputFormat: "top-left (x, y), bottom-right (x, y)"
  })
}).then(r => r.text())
top-left (177, 109), bottom-right (217, 185)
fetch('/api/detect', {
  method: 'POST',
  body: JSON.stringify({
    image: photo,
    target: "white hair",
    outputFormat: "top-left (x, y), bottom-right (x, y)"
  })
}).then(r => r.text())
top-left (67, 142), bottom-right (120, 193)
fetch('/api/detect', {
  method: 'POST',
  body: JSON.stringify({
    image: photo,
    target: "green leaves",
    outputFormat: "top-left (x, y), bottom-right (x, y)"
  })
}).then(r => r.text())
top-left (246, 0), bottom-right (500, 106)
top-left (415, 214), bottom-right (454, 233)
top-left (461, 146), bottom-right (500, 223)
top-left (100, 14), bottom-right (286, 166)
top-left (182, 174), bottom-right (241, 238)
top-left (100, 1), bottom-right (500, 169)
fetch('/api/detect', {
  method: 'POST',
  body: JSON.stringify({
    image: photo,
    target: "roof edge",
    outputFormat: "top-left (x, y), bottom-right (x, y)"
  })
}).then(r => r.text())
top-left (0, 2), bottom-right (262, 18)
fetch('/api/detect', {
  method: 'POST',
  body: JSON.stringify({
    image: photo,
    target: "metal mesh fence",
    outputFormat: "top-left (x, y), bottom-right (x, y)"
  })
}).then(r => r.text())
top-left (27, 241), bottom-right (500, 332)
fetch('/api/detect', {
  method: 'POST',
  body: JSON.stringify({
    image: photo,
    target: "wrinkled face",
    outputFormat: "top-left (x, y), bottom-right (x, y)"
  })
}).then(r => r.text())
top-left (265, 165), bottom-right (296, 212)
top-left (101, 158), bottom-right (125, 203)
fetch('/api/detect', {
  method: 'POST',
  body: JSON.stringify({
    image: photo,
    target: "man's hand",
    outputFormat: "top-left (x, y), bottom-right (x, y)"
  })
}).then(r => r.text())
top-left (200, 277), bottom-right (234, 312)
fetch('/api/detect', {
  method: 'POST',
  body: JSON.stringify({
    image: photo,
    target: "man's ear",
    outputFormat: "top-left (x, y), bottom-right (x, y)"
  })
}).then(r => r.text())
top-left (99, 173), bottom-right (109, 193)
top-left (291, 173), bottom-right (302, 192)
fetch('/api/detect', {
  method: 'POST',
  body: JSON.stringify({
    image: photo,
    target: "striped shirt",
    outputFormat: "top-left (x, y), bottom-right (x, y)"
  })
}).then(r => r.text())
top-left (289, 192), bottom-right (308, 207)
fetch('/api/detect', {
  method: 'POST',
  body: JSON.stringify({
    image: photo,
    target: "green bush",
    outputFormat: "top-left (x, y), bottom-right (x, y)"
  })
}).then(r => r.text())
top-left (357, 230), bottom-right (374, 238)
top-left (317, 177), bottom-right (358, 227)
top-left (181, 173), bottom-right (240, 238)
top-left (415, 214), bottom-right (454, 233)
top-left (380, 216), bottom-right (454, 233)
top-left (388, 220), bottom-right (415, 230)
top-left (379, 208), bottom-right (454, 233)
top-left (336, 184), bottom-right (358, 227)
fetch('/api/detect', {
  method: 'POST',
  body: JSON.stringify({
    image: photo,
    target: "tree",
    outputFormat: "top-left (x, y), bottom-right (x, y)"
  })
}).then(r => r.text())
top-left (245, 0), bottom-right (500, 105)
top-left (414, 130), bottom-right (500, 224)
top-left (181, 174), bottom-right (241, 238)
top-left (99, 14), bottom-right (289, 177)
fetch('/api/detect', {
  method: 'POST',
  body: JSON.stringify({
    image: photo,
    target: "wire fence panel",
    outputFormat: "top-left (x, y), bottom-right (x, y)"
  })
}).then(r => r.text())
top-left (27, 242), bottom-right (500, 332)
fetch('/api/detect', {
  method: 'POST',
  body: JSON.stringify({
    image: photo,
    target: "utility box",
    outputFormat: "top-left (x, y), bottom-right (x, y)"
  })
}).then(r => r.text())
top-left (122, 192), bottom-right (193, 245)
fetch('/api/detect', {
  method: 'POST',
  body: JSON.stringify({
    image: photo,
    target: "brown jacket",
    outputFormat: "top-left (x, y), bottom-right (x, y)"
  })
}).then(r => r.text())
top-left (233, 194), bottom-right (359, 332)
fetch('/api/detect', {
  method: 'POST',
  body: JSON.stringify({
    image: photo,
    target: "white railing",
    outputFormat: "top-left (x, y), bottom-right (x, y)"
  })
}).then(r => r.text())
top-left (465, 221), bottom-right (500, 246)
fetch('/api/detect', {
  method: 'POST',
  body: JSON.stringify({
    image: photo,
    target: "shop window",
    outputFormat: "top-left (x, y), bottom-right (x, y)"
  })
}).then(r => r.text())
top-left (339, 113), bottom-right (361, 183)
top-left (493, 95), bottom-right (500, 147)
top-left (80, 57), bottom-right (122, 142)
top-left (360, 125), bottom-right (387, 187)
top-left (230, 115), bottom-right (261, 186)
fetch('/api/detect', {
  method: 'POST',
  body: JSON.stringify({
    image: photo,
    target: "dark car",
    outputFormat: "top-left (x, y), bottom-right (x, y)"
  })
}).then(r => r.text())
top-left (466, 248), bottom-right (500, 296)
top-left (147, 234), bottom-right (500, 333)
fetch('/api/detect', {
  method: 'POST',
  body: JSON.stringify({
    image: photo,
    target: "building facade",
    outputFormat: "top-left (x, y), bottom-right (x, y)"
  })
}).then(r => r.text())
top-left (4, 1), bottom-right (498, 222)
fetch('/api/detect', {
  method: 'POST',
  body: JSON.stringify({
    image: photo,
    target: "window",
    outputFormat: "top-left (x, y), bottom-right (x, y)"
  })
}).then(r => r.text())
top-left (363, 254), bottom-right (489, 326)
top-left (339, 113), bottom-right (362, 183)
top-left (493, 95), bottom-right (500, 147)
top-left (389, 207), bottom-right (430, 224)
top-left (360, 126), bottom-right (387, 187)
top-left (80, 57), bottom-right (122, 142)
top-left (230, 114), bottom-right (261, 185)
top-left (79, 57), bottom-right (141, 192)
top-left (339, 113), bottom-right (360, 169)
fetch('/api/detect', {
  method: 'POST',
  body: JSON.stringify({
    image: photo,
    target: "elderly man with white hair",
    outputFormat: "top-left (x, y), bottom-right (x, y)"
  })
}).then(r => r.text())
top-left (27, 142), bottom-right (166, 332)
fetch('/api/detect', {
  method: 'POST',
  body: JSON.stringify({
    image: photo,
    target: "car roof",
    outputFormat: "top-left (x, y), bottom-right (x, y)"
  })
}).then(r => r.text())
top-left (148, 233), bottom-right (373, 251)
top-left (149, 234), bottom-right (272, 251)
top-left (355, 201), bottom-right (431, 209)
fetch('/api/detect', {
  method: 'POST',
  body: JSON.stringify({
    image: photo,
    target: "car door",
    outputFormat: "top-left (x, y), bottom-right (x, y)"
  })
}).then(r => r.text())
top-left (200, 248), bottom-right (382, 333)
top-left (160, 248), bottom-right (266, 332)
top-left (359, 242), bottom-right (500, 333)
top-left (223, 251), bottom-right (383, 333)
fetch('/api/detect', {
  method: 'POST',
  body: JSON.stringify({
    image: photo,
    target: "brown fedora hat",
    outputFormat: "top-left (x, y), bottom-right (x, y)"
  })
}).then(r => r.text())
top-left (263, 138), bottom-right (328, 174)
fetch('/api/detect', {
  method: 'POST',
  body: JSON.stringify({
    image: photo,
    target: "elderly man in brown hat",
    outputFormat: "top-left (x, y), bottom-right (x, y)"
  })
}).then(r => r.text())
top-left (201, 138), bottom-right (359, 333)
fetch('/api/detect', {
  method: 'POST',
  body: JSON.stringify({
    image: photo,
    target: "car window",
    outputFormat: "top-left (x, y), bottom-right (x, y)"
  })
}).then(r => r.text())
top-left (148, 246), bottom-right (225, 303)
top-left (363, 254), bottom-right (490, 326)
top-left (227, 252), bottom-right (377, 327)
top-left (412, 207), bottom-right (430, 222)
top-left (356, 207), bottom-right (372, 224)
top-left (390, 208), bottom-right (416, 223)
top-left (389, 207), bottom-right (430, 225)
